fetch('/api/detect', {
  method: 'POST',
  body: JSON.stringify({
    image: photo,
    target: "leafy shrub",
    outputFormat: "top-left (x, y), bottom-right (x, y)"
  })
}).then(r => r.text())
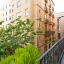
top-left (51, 39), bottom-right (56, 45)
top-left (0, 44), bottom-right (40, 64)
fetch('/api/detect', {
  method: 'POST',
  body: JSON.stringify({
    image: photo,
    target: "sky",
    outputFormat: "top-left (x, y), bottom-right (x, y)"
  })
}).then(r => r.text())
top-left (0, 0), bottom-right (6, 9)
top-left (0, 0), bottom-right (64, 13)
top-left (53, 0), bottom-right (64, 13)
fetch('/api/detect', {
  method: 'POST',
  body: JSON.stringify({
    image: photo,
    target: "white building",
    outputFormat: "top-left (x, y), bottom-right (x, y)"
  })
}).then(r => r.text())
top-left (2, 0), bottom-right (12, 29)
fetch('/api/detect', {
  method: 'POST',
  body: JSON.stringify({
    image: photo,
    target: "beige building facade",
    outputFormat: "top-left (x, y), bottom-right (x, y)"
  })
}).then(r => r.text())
top-left (55, 12), bottom-right (64, 41)
top-left (1, 0), bottom-right (55, 54)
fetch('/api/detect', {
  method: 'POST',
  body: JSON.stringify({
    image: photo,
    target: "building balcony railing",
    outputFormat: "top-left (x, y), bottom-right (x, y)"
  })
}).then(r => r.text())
top-left (45, 30), bottom-right (50, 37)
top-left (52, 37), bottom-right (55, 39)
top-left (52, 14), bottom-right (54, 18)
top-left (44, 0), bottom-right (48, 3)
top-left (45, 30), bottom-right (48, 33)
top-left (45, 39), bottom-right (48, 43)
top-left (40, 38), bottom-right (64, 64)
top-left (49, 11), bottom-right (52, 16)
top-left (49, 21), bottom-right (52, 25)
top-left (49, 30), bottom-right (52, 34)
top-left (49, 3), bottom-right (51, 8)
top-left (44, 19), bottom-right (49, 24)
top-left (49, 38), bottom-right (51, 41)
top-left (52, 31), bottom-right (55, 34)
top-left (52, 22), bottom-right (55, 26)
top-left (44, 7), bottom-right (48, 13)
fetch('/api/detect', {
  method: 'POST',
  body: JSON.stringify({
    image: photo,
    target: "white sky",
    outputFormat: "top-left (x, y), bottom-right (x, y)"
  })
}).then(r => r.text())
top-left (0, 0), bottom-right (64, 13)
top-left (0, 0), bottom-right (6, 9)
top-left (53, 0), bottom-right (64, 13)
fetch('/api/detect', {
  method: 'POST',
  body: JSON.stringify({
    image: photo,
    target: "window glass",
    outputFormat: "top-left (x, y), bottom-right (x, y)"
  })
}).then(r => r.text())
top-left (25, 8), bottom-right (28, 16)
top-left (17, 12), bottom-right (22, 18)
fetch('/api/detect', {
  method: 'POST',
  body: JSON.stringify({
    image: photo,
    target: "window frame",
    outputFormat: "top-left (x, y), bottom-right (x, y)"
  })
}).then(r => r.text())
top-left (26, 0), bottom-right (28, 2)
top-left (25, 8), bottom-right (28, 17)
top-left (17, 1), bottom-right (21, 8)
top-left (16, 11), bottom-right (22, 18)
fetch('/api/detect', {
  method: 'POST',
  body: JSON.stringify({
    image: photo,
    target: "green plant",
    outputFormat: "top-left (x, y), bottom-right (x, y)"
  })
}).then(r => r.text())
top-left (51, 39), bottom-right (56, 45)
top-left (0, 17), bottom-right (43, 58)
top-left (0, 44), bottom-right (40, 64)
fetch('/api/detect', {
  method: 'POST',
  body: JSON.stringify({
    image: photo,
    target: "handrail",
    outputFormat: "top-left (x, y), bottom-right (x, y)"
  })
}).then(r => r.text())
top-left (39, 38), bottom-right (64, 64)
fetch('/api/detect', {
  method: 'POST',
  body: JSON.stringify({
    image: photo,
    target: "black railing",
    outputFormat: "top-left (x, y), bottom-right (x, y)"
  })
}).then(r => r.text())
top-left (44, 19), bottom-right (49, 24)
top-left (40, 38), bottom-right (64, 64)
top-left (45, 0), bottom-right (48, 3)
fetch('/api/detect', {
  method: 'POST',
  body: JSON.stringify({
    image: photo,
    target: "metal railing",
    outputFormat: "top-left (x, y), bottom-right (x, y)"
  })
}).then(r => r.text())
top-left (40, 38), bottom-right (64, 64)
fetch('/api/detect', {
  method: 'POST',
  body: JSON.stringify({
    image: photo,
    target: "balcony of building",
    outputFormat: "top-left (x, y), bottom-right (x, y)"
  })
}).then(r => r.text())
top-left (49, 21), bottom-right (52, 25)
top-left (39, 38), bottom-right (64, 64)
top-left (44, 6), bottom-right (48, 13)
top-left (44, 0), bottom-right (48, 3)
top-left (52, 22), bottom-right (55, 26)
top-left (49, 3), bottom-right (51, 8)
top-left (49, 11), bottom-right (52, 16)
top-left (44, 19), bottom-right (49, 24)
top-left (52, 13), bottom-right (54, 18)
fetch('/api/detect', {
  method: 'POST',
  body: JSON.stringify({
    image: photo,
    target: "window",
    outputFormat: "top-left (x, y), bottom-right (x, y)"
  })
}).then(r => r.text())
top-left (6, 12), bottom-right (7, 15)
top-left (17, 1), bottom-right (21, 8)
top-left (6, 25), bottom-right (7, 28)
top-left (9, 17), bottom-right (11, 20)
top-left (6, 6), bottom-right (7, 9)
top-left (58, 25), bottom-right (60, 30)
top-left (9, 9), bottom-right (11, 13)
top-left (9, 4), bottom-right (11, 6)
top-left (12, 15), bottom-right (14, 20)
top-left (16, 12), bottom-right (22, 18)
top-left (12, 5), bottom-right (14, 11)
top-left (3, 13), bottom-right (4, 17)
top-left (26, 0), bottom-right (28, 2)
top-left (25, 8), bottom-right (28, 16)
top-left (39, 10), bottom-right (40, 13)
top-left (3, 25), bottom-right (4, 28)
top-left (3, 8), bottom-right (4, 11)
top-left (44, 15), bottom-right (47, 19)
top-left (59, 25), bottom-right (60, 30)
top-left (6, 18), bottom-right (7, 21)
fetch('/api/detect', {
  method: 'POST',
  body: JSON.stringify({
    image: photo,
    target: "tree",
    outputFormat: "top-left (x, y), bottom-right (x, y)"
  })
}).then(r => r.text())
top-left (0, 17), bottom-right (43, 58)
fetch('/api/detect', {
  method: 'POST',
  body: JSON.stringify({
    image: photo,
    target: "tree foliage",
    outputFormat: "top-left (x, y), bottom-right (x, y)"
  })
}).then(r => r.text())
top-left (0, 17), bottom-right (43, 58)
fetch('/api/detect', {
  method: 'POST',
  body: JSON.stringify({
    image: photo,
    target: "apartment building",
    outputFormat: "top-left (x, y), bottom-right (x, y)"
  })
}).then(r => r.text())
top-left (55, 12), bottom-right (64, 41)
top-left (1, 0), bottom-right (12, 29)
top-left (0, 10), bottom-right (2, 27)
top-left (0, 10), bottom-right (2, 21)
top-left (1, 0), bottom-right (55, 54)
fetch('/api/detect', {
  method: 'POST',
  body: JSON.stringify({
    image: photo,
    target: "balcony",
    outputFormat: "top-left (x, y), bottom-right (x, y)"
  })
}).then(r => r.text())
top-left (49, 30), bottom-right (52, 34)
top-left (49, 11), bottom-right (52, 16)
top-left (44, 7), bottom-right (48, 13)
top-left (52, 22), bottom-right (55, 26)
top-left (45, 30), bottom-right (50, 37)
top-left (49, 21), bottom-right (52, 25)
top-left (49, 3), bottom-right (51, 8)
top-left (45, 39), bottom-right (48, 43)
top-left (44, 19), bottom-right (49, 24)
top-left (45, 30), bottom-right (49, 34)
top-left (49, 38), bottom-right (51, 41)
top-left (40, 38), bottom-right (64, 64)
top-left (52, 31), bottom-right (55, 34)
top-left (44, 0), bottom-right (48, 3)
top-left (52, 14), bottom-right (54, 18)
